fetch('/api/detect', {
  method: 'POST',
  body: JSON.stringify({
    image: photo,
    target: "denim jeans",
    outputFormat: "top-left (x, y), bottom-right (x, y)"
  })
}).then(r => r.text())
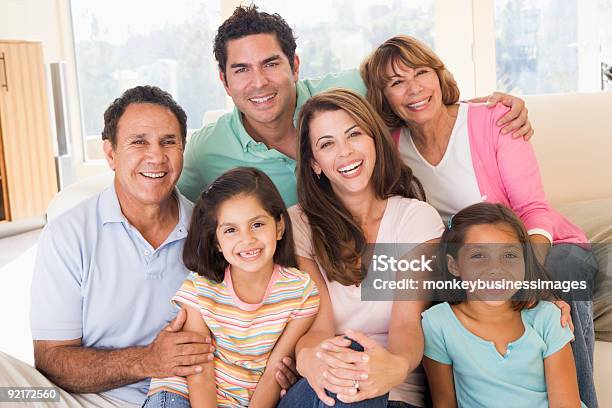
top-left (546, 243), bottom-right (599, 408)
top-left (277, 377), bottom-right (389, 408)
top-left (277, 379), bottom-right (420, 408)
top-left (387, 402), bottom-right (419, 408)
top-left (277, 336), bottom-right (420, 408)
top-left (141, 391), bottom-right (190, 408)
top-left (142, 385), bottom-right (416, 408)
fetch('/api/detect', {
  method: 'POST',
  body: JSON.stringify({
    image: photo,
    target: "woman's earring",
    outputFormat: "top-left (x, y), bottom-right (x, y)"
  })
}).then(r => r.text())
top-left (315, 171), bottom-right (321, 180)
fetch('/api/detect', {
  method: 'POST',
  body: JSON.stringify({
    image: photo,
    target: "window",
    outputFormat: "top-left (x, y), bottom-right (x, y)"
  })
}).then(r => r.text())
top-left (70, 0), bottom-right (225, 160)
top-left (71, 0), bottom-right (436, 162)
top-left (495, 0), bottom-right (612, 94)
top-left (68, 1), bottom-right (610, 163)
top-left (256, 0), bottom-right (435, 80)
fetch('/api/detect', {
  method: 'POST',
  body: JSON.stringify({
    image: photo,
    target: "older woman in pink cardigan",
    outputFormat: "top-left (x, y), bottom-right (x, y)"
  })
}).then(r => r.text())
top-left (361, 35), bottom-right (598, 408)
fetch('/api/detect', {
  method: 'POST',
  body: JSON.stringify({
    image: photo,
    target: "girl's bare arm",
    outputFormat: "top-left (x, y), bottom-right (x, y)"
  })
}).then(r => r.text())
top-left (422, 357), bottom-right (457, 408)
top-left (544, 343), bottom-right (582, 408)
top-left (250, 314), bottom-right (317, 408)
top-left (183, 304), bottom-right (217, 408)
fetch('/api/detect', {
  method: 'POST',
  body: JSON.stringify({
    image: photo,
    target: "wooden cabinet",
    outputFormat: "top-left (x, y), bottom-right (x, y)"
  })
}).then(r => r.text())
top-left (0, 40), bottom-right (57, 222)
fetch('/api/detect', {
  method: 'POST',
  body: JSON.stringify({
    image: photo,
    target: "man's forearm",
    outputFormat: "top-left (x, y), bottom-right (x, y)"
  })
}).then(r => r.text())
top-left (35, 344), bottom-right (150, 393)
top-left (529, 233), bottom-right (551, 265)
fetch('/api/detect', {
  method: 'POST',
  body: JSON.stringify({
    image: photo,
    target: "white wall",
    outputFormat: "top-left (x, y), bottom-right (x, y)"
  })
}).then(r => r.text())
top-left (0, 0), bottom-right (64, 61)
top-left (0, 0), bottom-right (109, 181)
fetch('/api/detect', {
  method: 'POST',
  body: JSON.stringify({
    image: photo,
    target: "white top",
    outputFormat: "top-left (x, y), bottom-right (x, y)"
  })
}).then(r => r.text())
top-left (398, 103), bottom-right (482, 222)
top-left (398, 103), bottom-right (553, 242)
top-left (288, 196), bottom-right (444, 406)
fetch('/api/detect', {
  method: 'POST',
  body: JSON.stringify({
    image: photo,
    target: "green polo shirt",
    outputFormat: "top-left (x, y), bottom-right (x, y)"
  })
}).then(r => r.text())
top-left (177, 69), bottom-right (366, 206)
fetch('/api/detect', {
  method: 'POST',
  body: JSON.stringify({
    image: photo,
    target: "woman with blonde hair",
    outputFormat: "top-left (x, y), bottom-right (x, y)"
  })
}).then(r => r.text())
top-left (278, 88), bottom-right (444, 408)
top-left (361, 34), bottom-right (598, 408)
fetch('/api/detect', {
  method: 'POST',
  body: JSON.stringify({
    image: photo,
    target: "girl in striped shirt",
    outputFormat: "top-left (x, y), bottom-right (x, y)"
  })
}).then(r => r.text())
top-left (144, 167), bottom-right (320, 408)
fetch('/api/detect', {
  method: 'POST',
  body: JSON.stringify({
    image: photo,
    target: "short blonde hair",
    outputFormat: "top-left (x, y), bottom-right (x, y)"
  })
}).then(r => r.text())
top-left (361, 35), bottom-right (460, 129)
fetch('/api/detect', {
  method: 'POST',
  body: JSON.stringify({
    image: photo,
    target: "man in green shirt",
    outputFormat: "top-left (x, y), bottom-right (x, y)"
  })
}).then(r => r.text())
top-left (178, 5), bottom-right (532, 206)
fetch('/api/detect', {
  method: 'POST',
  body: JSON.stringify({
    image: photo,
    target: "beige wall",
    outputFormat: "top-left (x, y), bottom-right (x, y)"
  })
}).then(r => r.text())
top-left (526, 91), bottom-right (612, 204)
top-left (0, 0), bottom-right (109, 180)
top-left (0, 0), bottom-right (64, 62)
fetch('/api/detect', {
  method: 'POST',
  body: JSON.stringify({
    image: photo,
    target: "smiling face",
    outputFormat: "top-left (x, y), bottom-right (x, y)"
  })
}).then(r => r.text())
top-left (220, 33), bottom-right (299, 131)
top-left (382, 61), bottom-right (445, 126)
top-left (308, 109), bottom-right (377, 198)
top-left (216, 194), bottom-right (285, 276)
top-left (448, 223), bottom-right (526, 305)
top-left (103, 102), bottom-right (183, 210)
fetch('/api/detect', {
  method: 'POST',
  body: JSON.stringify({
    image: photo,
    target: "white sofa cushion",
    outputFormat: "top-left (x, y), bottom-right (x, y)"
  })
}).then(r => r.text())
top-left (46, 172), bottom-right (114, 221)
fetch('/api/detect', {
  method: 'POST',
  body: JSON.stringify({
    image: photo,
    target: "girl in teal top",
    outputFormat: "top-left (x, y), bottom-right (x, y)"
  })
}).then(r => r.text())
top-left (422, 203), bottom-right (586, 408)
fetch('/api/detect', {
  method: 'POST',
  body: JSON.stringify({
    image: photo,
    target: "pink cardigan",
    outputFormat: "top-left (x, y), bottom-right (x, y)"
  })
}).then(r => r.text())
top-left (391, 103), bottom-right (588, 245)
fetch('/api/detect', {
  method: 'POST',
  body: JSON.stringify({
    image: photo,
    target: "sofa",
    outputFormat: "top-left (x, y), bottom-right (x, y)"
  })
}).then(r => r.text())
top-left (45, 91), bottom-right (612, 406)
top-left (522, 92), bottom-right (612, 406)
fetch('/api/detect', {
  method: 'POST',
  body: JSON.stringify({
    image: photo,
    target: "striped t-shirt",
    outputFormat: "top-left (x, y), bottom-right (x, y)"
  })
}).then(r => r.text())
top-left (148, 265), bottom-right (319, 407)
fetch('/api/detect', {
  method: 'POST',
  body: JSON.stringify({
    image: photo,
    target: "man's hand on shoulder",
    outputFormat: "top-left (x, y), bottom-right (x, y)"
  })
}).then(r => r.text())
top-left (141, 308), bottom-right (215, 378)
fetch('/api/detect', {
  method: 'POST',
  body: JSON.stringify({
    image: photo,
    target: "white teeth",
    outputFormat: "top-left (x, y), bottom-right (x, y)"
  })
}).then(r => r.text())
top-left (239, 249), bottom-right (261, 259)
top-left (142, 172), bottom-right (166, 178)
top-left (407, 98), bottom-right (429, 108)
top-left (338, 160), bottom-right (363, 174)
top-left (249, 94), bottom-right (275, 103)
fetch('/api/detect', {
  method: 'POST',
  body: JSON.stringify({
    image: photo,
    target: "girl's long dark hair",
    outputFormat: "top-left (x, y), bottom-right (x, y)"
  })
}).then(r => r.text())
top-left (183, 167), bottom-right (297, 282)
top-left (437, 202), bottom-right (557, 309)
top-left (296, 88), bottom-right (425, 286)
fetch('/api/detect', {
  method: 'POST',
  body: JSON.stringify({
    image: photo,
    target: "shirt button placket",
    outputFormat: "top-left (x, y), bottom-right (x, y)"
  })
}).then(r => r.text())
top-left (143, 249), bottom-right (152, 265)
top-left (143, 248), bottom-right (160, 279)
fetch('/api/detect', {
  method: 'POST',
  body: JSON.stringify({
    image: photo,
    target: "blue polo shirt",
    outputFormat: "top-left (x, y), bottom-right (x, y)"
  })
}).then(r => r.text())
top-left (422, 301), bottom-right (585, 408)
top-left (177, 69), bottom-right (366, 206)
top-left (30, 185), bottom-right (192, 405)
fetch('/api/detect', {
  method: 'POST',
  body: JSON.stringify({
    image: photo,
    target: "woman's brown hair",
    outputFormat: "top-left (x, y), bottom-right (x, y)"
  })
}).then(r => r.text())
top-left (296, 88), bottom-right (425, 286)
top-left (361, 35), bottom-right (460, 129)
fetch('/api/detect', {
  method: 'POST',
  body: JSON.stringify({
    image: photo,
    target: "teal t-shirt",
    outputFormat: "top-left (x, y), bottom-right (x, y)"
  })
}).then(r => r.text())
top-left (177, 69), bottom-right (366, 206)
top-left (422, 301), bottom-right (586, 408)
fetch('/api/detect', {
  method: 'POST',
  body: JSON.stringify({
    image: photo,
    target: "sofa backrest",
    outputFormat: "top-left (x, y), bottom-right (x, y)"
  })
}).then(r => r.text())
top-left (525, 91), bottom-right (612, 204)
